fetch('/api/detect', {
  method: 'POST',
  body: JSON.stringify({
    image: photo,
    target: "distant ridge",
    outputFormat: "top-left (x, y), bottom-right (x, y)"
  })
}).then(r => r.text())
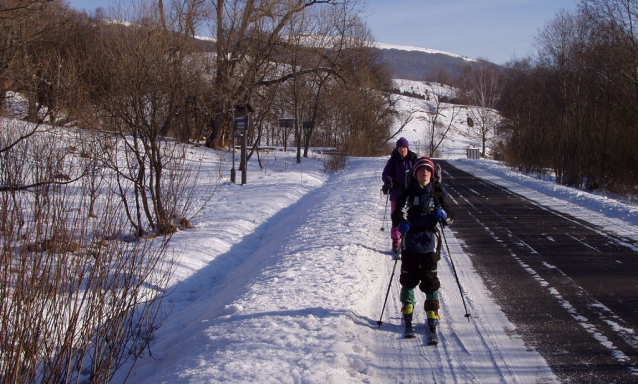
top-left (372, 42), bottom-right (479, 83)
top-left (192, 32), bottom-right (476, 85)
top-left (373, 42), bottom-right (476, 63)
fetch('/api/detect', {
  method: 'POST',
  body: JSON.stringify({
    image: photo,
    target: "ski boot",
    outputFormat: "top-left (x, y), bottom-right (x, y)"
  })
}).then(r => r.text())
top-left (426, 310), bottom-right (440, 345)
top-left (402, 304), bottom-right (415, 338)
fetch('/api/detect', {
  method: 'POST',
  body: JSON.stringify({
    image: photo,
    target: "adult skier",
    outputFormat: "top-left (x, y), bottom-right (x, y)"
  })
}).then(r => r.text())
top-left (381, 137), bottom-right (418, 255)
top-left (391, 156), bottom-right (454, 341)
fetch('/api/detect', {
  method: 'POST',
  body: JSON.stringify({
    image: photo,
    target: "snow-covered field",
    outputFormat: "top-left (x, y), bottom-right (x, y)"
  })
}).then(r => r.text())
top-left (106, 84), bottom-right (638, 383)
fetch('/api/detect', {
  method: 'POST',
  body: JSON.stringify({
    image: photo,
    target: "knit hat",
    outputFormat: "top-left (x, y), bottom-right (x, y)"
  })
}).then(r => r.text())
top-left (396, 137), bottom-right (409, 149)
top-left (413, 156), bottom-right (435, 177)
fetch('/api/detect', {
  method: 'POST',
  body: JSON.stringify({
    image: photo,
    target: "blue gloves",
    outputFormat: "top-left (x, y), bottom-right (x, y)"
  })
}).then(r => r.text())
top-left (398, 221), bottom-right (410, 234)
top-left (434, 208), bottom-right (453, 227)
top-left (432, 208), bottom-right (447, 220)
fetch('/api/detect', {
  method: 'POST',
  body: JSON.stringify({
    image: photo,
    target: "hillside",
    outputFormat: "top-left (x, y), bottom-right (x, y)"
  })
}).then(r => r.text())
top-left (373, 42), bottom-right (478, 83)
top-left (193, 34), bottom-right (484, 85)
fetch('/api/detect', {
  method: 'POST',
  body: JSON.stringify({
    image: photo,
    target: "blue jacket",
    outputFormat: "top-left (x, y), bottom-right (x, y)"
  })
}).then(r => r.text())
top-left (391, 178), bottom-right (454, 254)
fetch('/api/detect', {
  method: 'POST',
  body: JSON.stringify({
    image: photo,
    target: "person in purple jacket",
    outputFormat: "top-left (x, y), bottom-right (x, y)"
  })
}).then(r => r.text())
top-left (382, 137), bottom-right (418, 254)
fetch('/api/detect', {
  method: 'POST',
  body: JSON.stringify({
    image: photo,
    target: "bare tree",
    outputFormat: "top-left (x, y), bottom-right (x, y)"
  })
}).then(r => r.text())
top-left (499, 3), bottom-right (638, 194)
top-left (459, 60), bottom-right (503, 156)
top-left (0, 120), bottom-right (175, 383)
top-left (421, 85), bottom-right (461, 157)
top-left (378, 101), bottom-right (417, 149)
top-left (205, 0), bottom-right (350, 149)
top-left (87, 0), bottom-right (212, 236)
top-left (582, 0), bottom-right (638, 99)
top-left (0, 0), bottom-right (51, 114)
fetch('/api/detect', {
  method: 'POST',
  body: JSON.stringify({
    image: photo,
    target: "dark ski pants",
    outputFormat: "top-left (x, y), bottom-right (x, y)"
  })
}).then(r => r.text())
top-left (400, 250), bottom-right (441, 311)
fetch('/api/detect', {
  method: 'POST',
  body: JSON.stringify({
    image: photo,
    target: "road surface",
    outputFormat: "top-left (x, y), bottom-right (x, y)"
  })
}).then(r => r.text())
top-left (441, 160), bottom-right (638, 383)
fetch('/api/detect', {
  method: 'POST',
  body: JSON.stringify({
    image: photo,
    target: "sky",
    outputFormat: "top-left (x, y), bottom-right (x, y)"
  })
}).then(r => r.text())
top-left (67, 0), bottom-right (579, 65)
top-left (102, 79), bottom-right (637, 383)
top-left (363, 0), bottom-right (578, 64)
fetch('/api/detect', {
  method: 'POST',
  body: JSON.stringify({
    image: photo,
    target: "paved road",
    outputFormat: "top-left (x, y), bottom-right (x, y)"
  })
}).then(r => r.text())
top-left (439, 160), bottom-right (638, 383)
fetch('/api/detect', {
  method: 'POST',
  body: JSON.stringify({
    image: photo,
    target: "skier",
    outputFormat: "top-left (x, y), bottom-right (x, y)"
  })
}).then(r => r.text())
top-left (391, 156), bottom-right (454, 341)
top-left (381, 137), bottom-right (418, 255)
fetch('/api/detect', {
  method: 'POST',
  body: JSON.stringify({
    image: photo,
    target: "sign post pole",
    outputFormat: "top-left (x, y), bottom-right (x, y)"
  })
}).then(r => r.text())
top-left (233, 103), bottom-right (253, 184)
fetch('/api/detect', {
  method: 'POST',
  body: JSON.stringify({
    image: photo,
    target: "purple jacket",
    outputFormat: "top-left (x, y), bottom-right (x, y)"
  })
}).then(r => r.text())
top-left (382, 149), bottom-right (418, 201)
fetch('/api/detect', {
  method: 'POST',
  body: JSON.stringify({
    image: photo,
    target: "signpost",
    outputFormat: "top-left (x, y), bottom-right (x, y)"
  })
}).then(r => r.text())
top-left (278, 118), bottom-right (294, 129)
top-left (279, 118), bottom-right (294, 151)
top-left (232, 103), bottom-right (253, 184)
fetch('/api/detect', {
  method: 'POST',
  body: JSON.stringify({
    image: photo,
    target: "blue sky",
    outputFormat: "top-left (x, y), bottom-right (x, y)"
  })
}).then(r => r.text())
top-left (364, 0), bottom-right (578, 64)
top-left (67, 0), bottom-right (578, 65)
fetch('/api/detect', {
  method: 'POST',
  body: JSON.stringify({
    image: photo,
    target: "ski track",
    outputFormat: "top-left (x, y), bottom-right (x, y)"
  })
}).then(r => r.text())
top-left (362, 159), bottom-right (553, 383)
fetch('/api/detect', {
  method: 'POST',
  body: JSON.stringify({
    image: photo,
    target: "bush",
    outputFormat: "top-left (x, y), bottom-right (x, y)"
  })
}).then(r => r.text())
top-left (0, 120), bottom-right (175, 383)
top-left (322, 152), bottom-right (348, 173)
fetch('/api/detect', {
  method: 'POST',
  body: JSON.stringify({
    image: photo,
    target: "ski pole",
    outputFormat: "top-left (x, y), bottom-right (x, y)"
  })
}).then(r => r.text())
top-left (377, 257), bottom-right (398, 327)
top-left (439, 223), bottom-right (471, 321)
top-left (380, 192), bottom-right (389, 231)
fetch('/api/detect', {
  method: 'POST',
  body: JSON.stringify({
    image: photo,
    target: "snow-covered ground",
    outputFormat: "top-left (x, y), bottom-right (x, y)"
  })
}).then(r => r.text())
top-left (107, 84), bottom-right (638, 383)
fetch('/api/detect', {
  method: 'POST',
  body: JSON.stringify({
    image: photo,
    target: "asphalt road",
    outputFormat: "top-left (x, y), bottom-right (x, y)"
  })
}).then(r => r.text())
top-left (439, 160), bottom-right (638, 383)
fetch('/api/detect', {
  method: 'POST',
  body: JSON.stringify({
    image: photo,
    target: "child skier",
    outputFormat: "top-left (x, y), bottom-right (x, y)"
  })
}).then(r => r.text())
top-left (391, 156), bottom-right (454, 341)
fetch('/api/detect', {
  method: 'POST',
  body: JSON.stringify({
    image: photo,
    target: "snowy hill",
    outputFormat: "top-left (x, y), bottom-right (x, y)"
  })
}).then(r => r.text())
top-left (373, 43), bottom-right (480, 83)
top-left (110, 81), bottom-right (638, 383)
top-left (191, 34), bottom-right (474, 84)
top-left (373, 42), bottom-right (475, 63)
top-left (387, 78), bottom-right (484, 157)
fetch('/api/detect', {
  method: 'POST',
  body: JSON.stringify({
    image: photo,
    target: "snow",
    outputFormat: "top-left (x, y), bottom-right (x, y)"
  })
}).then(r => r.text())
top-left (373, 42), bottom-right (476, 62)
top-left (103, 83), bottom-right (638, 383)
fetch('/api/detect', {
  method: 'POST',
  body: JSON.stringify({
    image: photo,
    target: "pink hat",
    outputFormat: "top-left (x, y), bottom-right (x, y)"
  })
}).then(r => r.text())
top-left (413, 156), bottom-right (435, 177)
